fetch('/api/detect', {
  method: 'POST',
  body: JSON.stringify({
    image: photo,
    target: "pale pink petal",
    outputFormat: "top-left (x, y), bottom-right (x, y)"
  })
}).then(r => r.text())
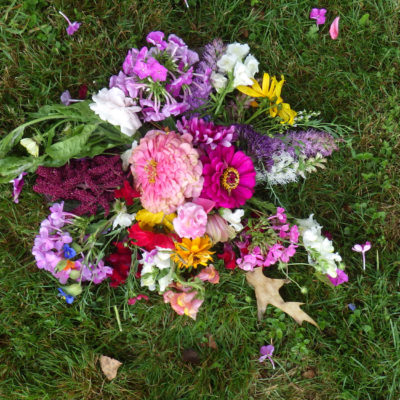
top-left (363, 241), bottom-right (371, 252)
top-left (352, 244), bottom-right (363, 252)
top-left (329, 17), bottom-right (340, 40)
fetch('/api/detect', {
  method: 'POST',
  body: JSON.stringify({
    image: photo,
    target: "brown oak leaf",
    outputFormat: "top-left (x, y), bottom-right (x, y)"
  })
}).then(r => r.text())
top-left (99, 355), bottom-right (122, 380)
top-left (246, 268), bottom-right (318, 327)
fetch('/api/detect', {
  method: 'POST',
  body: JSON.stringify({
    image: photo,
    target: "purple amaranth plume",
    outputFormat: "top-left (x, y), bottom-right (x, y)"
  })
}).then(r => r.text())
top-left (282, 129), bottom-right (338, 158)
top-left (33, 155), bottom-right (126, 216)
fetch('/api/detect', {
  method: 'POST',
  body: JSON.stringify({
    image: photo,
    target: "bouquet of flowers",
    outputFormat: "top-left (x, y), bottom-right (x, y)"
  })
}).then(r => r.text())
top-left (1, 31), bottom-right (348, 325)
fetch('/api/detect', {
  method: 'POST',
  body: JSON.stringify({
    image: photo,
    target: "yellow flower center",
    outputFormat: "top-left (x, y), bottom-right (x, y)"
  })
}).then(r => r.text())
top-left (221, 167), bottom-right (240, 193)
top-left (145, 159), bottom-right (158, 184)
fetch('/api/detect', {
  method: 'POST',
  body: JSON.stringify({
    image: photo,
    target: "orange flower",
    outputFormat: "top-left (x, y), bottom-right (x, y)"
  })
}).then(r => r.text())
top-left (172, 236), bottom-right (214, 269)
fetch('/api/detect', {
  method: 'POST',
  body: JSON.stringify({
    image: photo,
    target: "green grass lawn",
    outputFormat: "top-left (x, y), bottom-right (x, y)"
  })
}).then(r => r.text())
top-left (1, 0), bottom-right (400, 399)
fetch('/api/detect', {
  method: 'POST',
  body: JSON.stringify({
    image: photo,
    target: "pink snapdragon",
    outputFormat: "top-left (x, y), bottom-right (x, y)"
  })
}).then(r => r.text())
top-left (173, 202), bottom-right (208, 239)
top-left (196, 265), bottom-right (220, 284)
top-left (163, 290), bottom-right (204, 320)
top-left (128, 294), bottom-right (149, 305)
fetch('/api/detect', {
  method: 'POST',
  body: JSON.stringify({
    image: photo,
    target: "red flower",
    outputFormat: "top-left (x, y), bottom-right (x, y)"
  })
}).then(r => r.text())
top-left (106, 242), bottom-right (132, 287)
top-left (78, 84), bottom-right (88, 100)
top-left (218, 243), bottom-right (237, 270)
top-left (115, 180), bottom-right (140, 205)
top-left (128, 223), bottom-right (176, 251)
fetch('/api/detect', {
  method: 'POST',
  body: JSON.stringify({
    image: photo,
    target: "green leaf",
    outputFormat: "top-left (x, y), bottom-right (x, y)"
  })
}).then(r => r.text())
top-left (0, 156), bottom-right (43, 183)
top-left (359, 13), bottom-right (370, 26)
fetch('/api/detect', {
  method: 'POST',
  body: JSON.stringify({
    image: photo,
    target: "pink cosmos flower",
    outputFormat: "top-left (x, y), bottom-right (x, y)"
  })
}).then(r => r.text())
top-left (130, 130), bottom-right (204, 214)
top-left (163, 290), bottom-right (204, 320)
top-left (173, 202), bottom-right (208, 239)
top-left (310, 8), bottom-right (327, 25)
top-left (352, 241), bottom-right (371, 270)
top-left (330, 17), bottom-right (340, 39)
top-left (327, 268), bottom-right (348, 286)
top-left (196, 265), bottom-right (220, 284)
top-left (200, 145), bottom-right (256, 209)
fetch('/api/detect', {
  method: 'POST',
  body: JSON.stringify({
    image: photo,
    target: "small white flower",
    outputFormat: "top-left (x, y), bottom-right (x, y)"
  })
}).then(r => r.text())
top-left (265, 151), bottom-right (299, 185)
top-left (216, 54), bottom-right (238, 73)
top-left (232, 61), bottom-right (254, 88)
top-left (112, 212), bottom-right (136, 229)
top-left (89, 87), bottom-right (142, 136)
top-left (121, 140), bottom-right (138, 171)
top-left (219, 208), bottom-right (244, 231)
top-left (211, 71), bottom-right (228, 92)
top-left (226, 42), bottom-right (250, 60)
top-left (243, 54), bottom-right (259, 77)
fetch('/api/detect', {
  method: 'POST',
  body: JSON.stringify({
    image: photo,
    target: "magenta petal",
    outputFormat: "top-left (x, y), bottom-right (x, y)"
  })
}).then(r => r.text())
top-left (11, 172), bottom-right (27, 203)
top-left (327, 268), bottom-right (348, 286)
top-left (329, 17), bottom-right (340, 39)
top-left (310, 8), bottom-right (320, 19)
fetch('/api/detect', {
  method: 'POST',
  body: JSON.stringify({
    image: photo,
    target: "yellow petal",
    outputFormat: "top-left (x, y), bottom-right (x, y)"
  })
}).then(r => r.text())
top-left (261, 73), bottom-right (270, 95)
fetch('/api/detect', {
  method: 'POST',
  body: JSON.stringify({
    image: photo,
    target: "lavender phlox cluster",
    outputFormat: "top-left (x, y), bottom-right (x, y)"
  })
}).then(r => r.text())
top-left (32, 202), bottom-right (113, 285)
top-left (177, 116), bottom-right (237, 149)
top-left (282, 129), bottom-right (338, 158)
top-left (33, 155), bottom-right (126, 216)
top-left (186, 39), bottom-right (226, 110)
top-left (109, 31), bottom-right (202, 121)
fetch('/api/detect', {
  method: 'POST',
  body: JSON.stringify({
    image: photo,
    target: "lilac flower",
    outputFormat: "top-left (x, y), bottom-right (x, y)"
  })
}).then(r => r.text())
top-left (60, 90), bottom-right (84, 106)
top-left (177, 117), bottom-right (237, 149)
top-left (59, 11), bottom-right (81, 36)
top-left (259, 345), bottom-right (275, 369)
top-left (63, 244), bottom-right (76, 259)
top-left (58, 288), bottom-right (74, 304)
top-left (327, 268), bottom-right (348, 286)
top-left (10, 172), bottom-right (27, 203)
top-left (282, 130), bottom-right (338, 158)
top-left (352, 241), bottom-right (371, 270)
top-left (310, 8), bottom-right (327, 25)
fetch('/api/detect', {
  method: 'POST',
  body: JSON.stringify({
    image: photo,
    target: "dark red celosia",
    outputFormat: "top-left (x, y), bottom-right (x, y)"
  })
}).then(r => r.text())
top-left (106, 242), bottom-right (132, 287)
top-left (114, 180), bottom-right (140, 205)
top-left (33, 155), bottom-right (127, 215)
top-left (128, 223), bottom-right (176, 251)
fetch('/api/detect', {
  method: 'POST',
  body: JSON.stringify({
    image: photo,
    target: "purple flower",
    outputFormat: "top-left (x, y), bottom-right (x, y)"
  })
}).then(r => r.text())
top-left (146, 31), bottom-right (167, 50)
top-left (10, 172), bottom-right (27, 203)
top-left (348, 303), bottom-right (356, 311)
top-left (60, 90), bottom-right (84, 106)
top-left (59, 11), bottom-right (81, 36)
top-left (327, 268), bottom-right (348, 286)
top-left (123, 48), bottom-right (140, 75)
top-left (58, 288), bottom-right (74, 304)
top-left (63, 244), bottom-right (76, 259)
top-left (310, 8), bottom-right (327, 25)
top-left (259, 345), bottom-right (275, 369)
top-left (352, 241), bottom-right (371, 270)
top-left (147, 58), bottom-right (168, 82)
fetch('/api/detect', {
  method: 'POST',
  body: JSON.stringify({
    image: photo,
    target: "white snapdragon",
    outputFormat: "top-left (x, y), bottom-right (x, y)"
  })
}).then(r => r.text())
top-left (219, 208), bottom-right (244, 232)
top-left (89, 87), bottom-right (142, 136)
top-left (217, 54), bottom-right (239, 73)
top-left (139, 248), bottom-right (173, 292)
top-left (297, 215), bottom-right (342, 277)
top-left (226, 42), bottom-right (250, 59)
top-left (112, 211), bottom-right (136, 229)
top-left (211, 72), bottom-right (228, 92)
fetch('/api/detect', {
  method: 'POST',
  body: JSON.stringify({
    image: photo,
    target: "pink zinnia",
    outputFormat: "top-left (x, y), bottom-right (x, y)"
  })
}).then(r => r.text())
top-left (130, 130), bottom-right (204, 214)
top-left (200, 145), bottom-right (256, 209)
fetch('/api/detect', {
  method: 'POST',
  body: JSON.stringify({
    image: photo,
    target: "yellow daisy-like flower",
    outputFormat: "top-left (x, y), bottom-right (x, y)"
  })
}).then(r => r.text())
top-left (237, 73), bottom-right (297, 125)
top-left (136, 209), bottom-right (176, 232)
top-left (172, 236), bottom-right (214, 269)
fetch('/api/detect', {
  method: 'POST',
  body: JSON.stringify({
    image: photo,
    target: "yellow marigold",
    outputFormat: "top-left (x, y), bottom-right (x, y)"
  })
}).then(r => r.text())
top-left (136, 209), bottom-right (176, 232)
top-left (172, 236), bottom-right (214, 269)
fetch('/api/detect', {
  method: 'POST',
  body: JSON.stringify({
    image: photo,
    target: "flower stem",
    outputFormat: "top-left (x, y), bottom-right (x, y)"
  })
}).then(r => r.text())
top-left (59, 11), bottom-right (72, 25)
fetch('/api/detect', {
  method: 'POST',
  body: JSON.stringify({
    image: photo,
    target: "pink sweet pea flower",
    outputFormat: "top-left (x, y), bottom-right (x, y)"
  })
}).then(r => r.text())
top-left (59, 11), bottom-right (81, 36)
top-left (327, 268), bottom-right (348, 286)
top-left (352, 241), bottom-right (371, 270)
top-left (128, 294), bottom-right (149, 305)
top-left (163, 290), bottom-right (203, 320)
top-left (310, 8), bottom-right (327, 25)
top-left (10, 172), bottom-right (27, 203)
top-left (196, 265), bottom-right (220, 284)
top-left (330, 16), bottom-right (340, 39)
top-left (259, 344), bottom-right (275, 369)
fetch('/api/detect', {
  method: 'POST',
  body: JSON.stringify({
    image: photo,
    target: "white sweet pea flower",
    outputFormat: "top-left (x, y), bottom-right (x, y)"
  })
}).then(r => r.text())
top-left (121, 140), bottom-right (138, 171)
top-left (219, 208), bottom-right (244, 232)
top-left (216, 53), bottom-right (238, 73)
top-left (89, 87), bottom-right (142, 136)
top-left (211, 71), bottom-right (228, 92)
top-left (112, 211), bottom-right (136, 229)
top-left (243, 54), bottom-right (259, 77)
top-left (226, 42), bottom-right (250, 60)
top-left (232, 61), bottom-right (255, 88)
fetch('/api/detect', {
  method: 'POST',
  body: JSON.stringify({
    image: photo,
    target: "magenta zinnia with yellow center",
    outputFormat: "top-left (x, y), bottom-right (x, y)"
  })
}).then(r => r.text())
top-left (200, 145), bottom-right (256, 208)
top-left (129, 130), bottom-right (204, 214)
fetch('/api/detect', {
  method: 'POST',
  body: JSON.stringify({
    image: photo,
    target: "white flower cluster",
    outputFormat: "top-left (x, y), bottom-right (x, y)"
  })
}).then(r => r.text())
top-left (297, 214), bottom-right (342, 277)
top-left (211, 42), bottom-right (259, 92)
top-left (140, 247), bottom-right (173, 292)
top-left (90, 87), bottom-right (142, 136)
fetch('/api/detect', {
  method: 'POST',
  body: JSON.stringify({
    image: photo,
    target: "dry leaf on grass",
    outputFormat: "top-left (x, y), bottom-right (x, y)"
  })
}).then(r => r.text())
top-left (246, 268), bottom-right (318, 327)
top-left (100, 355), bottom-right (122, 380)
